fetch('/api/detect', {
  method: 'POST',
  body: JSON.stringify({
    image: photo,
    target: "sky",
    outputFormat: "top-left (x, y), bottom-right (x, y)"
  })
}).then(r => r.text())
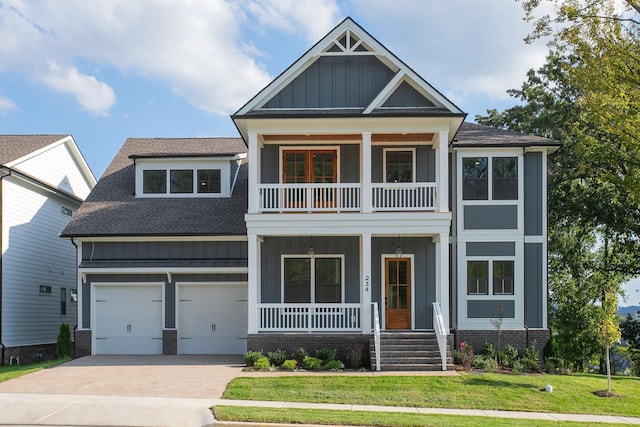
top-left (1, 0), bottom-right (638, 305)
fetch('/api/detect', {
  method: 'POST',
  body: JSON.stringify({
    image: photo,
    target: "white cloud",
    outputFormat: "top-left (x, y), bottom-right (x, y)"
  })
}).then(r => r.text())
top-left (0, 93), bottom-right (17, 113)
top-left (37, 62), bottom-right (115, 116)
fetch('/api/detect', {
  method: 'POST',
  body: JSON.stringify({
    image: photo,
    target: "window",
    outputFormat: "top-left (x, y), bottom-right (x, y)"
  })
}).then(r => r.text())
top-left (385, 150), bottom-right (414, 183)
top-left (143, 170), bottom-right (166, 194)
top-left (493, 157), bottom-right (518, 200)
top-left (283, 256), bottom-right (343, 303)
top-left (462, 156), bottom-right (518, 200)
top-left (282, 150), bottom-right (337, 183)
top-left (462, 157), bottom-right (488, 200)
top-left (467, 260), bottom-right (515, 296)
top-left (61, 206), bottom-right (73, 217)
top-left (39, 285), bottom-right (52, 294)
top-left (170, 169), bottom-right (193, 193)
top-left (493, 261), bottom-right (514, 295)
top-left (61, 287), bottom-right (67, 315)
top-left (197, 169), bottom-right (221, 193)
top-left (467, 261), bottom-right (488, 295)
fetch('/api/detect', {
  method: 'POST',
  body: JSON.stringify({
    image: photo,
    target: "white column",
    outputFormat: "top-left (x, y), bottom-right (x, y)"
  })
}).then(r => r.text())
top-left (247, 234), bottom-right (260, 333)
top-left (361, 132), bottom-right (372, 213)
top-left (435, 233), bottom-right (450, 332)
top-left (437, 130), bottom-right (449, 212)
top-left (248, 132), bottom-right (259, 214)
top-left (361, 233), bottom-right (372, 332)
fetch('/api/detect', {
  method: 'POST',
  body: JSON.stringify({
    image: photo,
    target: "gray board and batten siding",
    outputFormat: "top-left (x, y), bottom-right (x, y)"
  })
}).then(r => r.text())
top-left (463, 205), bottom-right (518, 230)
top-left (524, 152), bottom-right (543, 236)
top-left (525, 243), bottom-right (544, 328)
top-left (81, 241), bottom-right (248, 261)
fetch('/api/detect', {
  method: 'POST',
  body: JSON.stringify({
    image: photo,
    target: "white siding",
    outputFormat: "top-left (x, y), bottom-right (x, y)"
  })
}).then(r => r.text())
top-left (1, 177), bottom-right (79, 347)
top-left (10, 141), bottom-right (93, 199)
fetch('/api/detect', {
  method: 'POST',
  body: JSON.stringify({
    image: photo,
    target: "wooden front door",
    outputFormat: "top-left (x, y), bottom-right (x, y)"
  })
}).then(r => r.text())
top-left (282, 150), bottom-right (337, 209)
top-left (385, 257), bottom-right (412, 329)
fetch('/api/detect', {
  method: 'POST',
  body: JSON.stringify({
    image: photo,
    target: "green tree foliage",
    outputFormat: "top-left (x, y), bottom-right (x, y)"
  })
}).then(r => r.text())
top-left (56, 323), bottom-right (73, 359)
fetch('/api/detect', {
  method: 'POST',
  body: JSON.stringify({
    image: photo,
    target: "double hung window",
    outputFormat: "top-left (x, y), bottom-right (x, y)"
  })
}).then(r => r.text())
top-left (283, 256), bottom-right (343, 303)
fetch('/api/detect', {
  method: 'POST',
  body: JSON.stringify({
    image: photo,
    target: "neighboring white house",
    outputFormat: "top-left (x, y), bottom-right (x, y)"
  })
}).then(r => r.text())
top-left (0, 135), bottom-right (95, 365)
top-left (62, 18), bottom-right (559, 370)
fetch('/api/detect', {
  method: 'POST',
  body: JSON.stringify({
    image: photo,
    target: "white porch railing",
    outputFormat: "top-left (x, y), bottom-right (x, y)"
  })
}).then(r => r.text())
top-left (432, 302), bottom-right (448, 371)
top-left (258, 183), bottom-right (361, 212)
top-left (257, 182), bottom-right (438, 213)
top-left (258, 303), bottom-right (361, 331)
top-left (372, 182), bottom-right (437, 211)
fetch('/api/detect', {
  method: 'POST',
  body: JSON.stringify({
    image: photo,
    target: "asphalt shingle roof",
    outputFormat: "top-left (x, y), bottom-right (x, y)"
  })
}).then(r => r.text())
top-left (454, 122), bottom-right (560, 148)
top-left (61, 137), bottom-right (248, 237)
top-left (0, 135), bottom-right (69, 165)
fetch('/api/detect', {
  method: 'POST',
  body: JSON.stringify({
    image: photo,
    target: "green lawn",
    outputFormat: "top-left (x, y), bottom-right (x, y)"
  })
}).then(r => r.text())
top-left (0, 358), bottom-right (69, 383)
top-left (221, 372), bottom-right (640, 417)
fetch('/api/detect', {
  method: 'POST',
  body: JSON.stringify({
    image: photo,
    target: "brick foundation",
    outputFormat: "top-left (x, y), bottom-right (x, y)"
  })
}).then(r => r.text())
top-left (1, 343), bottom-right (57, 366)
top-left (454, 329), bottom-right (550, 361)
top-left (163, 329), bottom-right (177, 355)
top-left (74, 329), bottom-right (92, 358)
top-left (247, 333), bottom-right (372, 368)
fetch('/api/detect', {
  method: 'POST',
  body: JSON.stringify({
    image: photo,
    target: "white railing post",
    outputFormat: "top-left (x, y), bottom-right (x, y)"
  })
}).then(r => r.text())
top-left (372, 302), bottom-right (381, 372)
top-left (432, 302), bottom-right (448, 371)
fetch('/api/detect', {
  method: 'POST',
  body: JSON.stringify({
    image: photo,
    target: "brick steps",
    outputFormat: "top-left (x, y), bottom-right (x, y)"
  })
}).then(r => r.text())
top-left (370, 332), bottom-right (454, 371)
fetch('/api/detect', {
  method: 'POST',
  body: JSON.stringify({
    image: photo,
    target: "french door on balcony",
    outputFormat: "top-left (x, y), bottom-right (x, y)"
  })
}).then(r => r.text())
top-left (385, 257), bottom-right (412, 329)
top-left (282, 149), bottom-right (337, 209)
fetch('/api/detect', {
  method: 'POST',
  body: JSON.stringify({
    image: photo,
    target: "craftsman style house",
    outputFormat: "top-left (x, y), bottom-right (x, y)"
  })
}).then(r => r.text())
top-left (0, 135), bottom-right (95, 365)
top-left (62, 18), bottom-right (558, 369)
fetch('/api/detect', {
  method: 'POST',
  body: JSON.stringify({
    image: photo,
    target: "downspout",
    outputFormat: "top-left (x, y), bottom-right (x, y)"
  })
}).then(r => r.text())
top-left (0, 167), bottom-right (12, 366)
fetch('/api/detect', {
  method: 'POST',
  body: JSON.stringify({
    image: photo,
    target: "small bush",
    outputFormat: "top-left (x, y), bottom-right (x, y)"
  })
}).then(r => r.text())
top-left (543, 334), bottom-right (560, 360)
top-left (453, 341), bottom-right (474, 369)
top-left (302, 355), bottom-right (322, 370)
top-left (500, 344), bottom-right (519, 368)
top-left (315, 348), bottom-right (336, 363)
top-left (521, 341), bottom-right (540, 372)
top-left (56, 323), bottom-right (73, 359)
top-left (253, 356), bottom-right (271, 370)
top-left (281, 359), bottom-right (297, 371)
top-left (244, 350), bottom-right (264, 367)
top-left (325, 360), bottom-right (343, 371)
top-left (267, 349), bottom-right (287, 367)
top-left (291, 347), bottom-right (308, 364)
top-left (480, 339), bottom-right (495, 358)
top-left (543, 357), bottom-right (565, 374)
top-left (345, 343), bottom-right (363, 369)
top-left (473, 355), bottom-right (498, 372)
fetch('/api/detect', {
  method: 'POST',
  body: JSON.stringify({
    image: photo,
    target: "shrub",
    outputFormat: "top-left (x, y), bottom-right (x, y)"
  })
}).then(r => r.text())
top-left (453, 341), bottom-right (474, 369)
top-left (253, 357), bottom-right (271, 370)
top-left (302, 356), bottom-right (322, 370)
top-left (315, 348), bottom-right (336, 363)
top-left (543, 357), bottom-right (565, 374)
top-left (325, 360), bottom-right (343, 371)
top-left (56, 323), bottom-right (73, 359)
top-left (500, 344), bottom-right (519, 368)
top-left (291, 347), bottom-right (308, 364)
top-left (473, 355), bottom-right (498, 372)
top-left (345, 343), bottom-right (363, 369)
top-left (520, 341), bottom-right (540, 372)
top-left (267, 349), bottom-right (287, 367)
top-left (281, 359), bottom-right (297, 371)
top-left (480, 339), bottom-right (495, 358)
top-left (244, 350), bottom-right (263, 367)
top-left (543, 334), bottom-right (561, 361)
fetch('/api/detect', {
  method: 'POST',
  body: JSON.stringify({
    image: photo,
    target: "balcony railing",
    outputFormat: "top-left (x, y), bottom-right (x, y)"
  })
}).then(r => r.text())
top-left (257, 182), bottom-right (438, 213)
top-left (258, 303), bottom-right (361, 332)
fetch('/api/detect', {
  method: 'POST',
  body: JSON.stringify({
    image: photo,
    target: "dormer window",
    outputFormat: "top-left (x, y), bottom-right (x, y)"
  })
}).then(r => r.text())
top-left (198, 169), bottom-right (221, 193)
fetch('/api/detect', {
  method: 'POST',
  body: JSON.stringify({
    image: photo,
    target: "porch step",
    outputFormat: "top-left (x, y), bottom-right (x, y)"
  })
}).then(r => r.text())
top-left (370, 332), bottom-right (454, 371)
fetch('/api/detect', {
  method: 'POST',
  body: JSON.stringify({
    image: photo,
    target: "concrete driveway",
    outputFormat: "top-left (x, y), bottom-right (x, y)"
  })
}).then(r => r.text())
top-left (0, 355), bottom-right (245, 426)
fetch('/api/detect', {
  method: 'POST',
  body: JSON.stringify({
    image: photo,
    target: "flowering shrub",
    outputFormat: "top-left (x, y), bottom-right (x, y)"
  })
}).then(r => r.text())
top-left (453, 341), bottom-right (474, 369)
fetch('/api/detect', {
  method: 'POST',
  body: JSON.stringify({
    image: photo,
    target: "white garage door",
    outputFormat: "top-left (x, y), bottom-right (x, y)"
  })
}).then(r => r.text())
top-left (178, 284), bottom-right (247, 354)
top-left (94, 285), bottom-right (163, 355)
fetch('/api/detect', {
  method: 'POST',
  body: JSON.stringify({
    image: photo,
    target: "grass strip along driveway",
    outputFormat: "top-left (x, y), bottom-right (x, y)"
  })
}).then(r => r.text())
top-left (215, 372), bottom-right (640, 426)
top-left (0, 358), bottom-right (69, 383)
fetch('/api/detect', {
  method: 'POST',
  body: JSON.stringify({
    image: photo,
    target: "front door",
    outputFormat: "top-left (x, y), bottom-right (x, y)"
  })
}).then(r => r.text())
top-left (385, 257), bottom-right (412, 329)
top-left (282, 150), bottom-right (337, 209)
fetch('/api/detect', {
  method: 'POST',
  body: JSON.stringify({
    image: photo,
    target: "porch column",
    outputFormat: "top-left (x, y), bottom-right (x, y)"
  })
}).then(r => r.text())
top-left (248, 132), bottom-right (259, 214)
top-left (436, 130), bottom-right (449, 212)
top-left (361, 233), bottom-right (372, 332)
top-left (361, 132), bottom-right (372, 213)
top-left (435, 233), bottom-right (450, 332)
top-left (247, 233), bottom-right (260, 334)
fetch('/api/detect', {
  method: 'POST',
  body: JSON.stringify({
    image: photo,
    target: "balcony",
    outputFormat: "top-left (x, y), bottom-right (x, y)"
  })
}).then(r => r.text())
top-left (257, 182), bottom-right (438, 213)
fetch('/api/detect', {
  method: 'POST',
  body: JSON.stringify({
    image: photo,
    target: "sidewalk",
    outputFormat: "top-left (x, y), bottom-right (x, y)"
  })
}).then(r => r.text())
top-left (212, 399), bottom-right (640, 425)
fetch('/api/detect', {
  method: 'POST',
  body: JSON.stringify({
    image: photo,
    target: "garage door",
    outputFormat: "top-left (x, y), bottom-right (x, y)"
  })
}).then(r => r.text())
top-left (94, 285), bottom-right (163, 355)
top-left (178, 284), bottom-right (247, 354)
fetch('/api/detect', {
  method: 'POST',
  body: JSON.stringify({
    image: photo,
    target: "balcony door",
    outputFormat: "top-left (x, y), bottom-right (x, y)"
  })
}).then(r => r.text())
top-left (385, 257), bottom-right (412, 329)
top-left (282, 150), bottom-right (337, 209)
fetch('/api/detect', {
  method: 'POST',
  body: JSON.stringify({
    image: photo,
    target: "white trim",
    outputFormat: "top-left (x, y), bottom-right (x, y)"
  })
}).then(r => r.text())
top-left (80, 267), bottom-right (248, 275)
top-left (280, 254), bottom-right (345, 304)
top-left (380, 253), bottom-right (415, 330)
top-left (382, 147), bottom-right (416, 183)
top-left (70, 235), bottom-right (248, 243)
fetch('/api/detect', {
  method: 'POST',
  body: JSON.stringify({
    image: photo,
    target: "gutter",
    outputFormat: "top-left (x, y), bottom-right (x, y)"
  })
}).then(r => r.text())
top-left (0, 167), bottom-right (11, 366)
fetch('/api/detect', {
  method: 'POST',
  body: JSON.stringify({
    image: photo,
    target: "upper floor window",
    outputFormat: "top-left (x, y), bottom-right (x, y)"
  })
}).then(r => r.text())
top-left (198, 169), bottom-right (221, 193)
top-left (170, 170), bottom-right (193, 194)
top-left (462, 156), bottom-right (517, 200)
top-left (143, 170), bottom-right (166, 194)
top-left (385, 149), bottom-right (414, 183)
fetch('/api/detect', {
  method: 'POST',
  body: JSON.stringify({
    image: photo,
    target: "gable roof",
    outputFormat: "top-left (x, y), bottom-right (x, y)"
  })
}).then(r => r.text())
top-left (61, 137), bottom-right (248, 238)
top-left (0, 134), bottom-right (71, 164)
top-left (233, 17), bottom-right (465, 140)
top-left (454, 123), bottom-right (561, 149)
